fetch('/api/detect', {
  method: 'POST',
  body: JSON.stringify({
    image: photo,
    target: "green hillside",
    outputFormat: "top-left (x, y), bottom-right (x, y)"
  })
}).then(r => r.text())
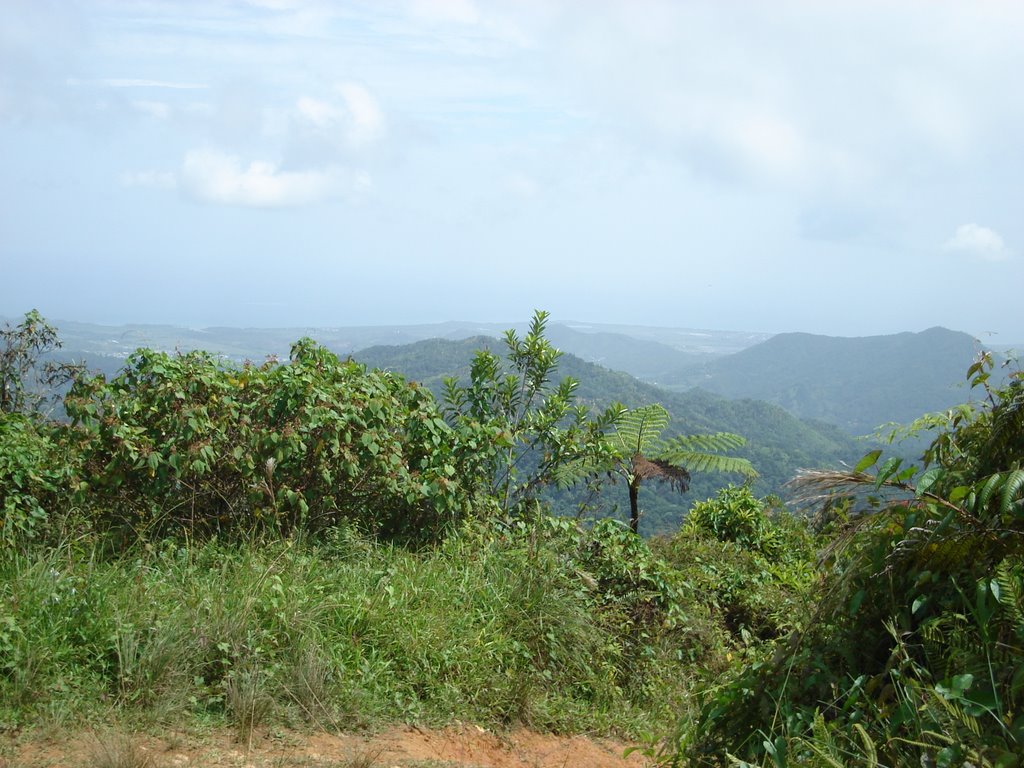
top-left (662, 326), bottom-right (994, 436)
top-left (543, 325), bottom-right (706, 380)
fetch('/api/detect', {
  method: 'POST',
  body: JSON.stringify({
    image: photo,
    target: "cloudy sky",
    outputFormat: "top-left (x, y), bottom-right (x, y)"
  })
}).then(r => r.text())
top-left (2, 0), bottom-right (1022, 341)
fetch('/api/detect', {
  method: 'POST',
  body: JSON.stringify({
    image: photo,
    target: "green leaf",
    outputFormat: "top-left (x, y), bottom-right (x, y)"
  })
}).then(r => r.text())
top-left (875, 457), bottom-right (903, 488)
top-left (848, 589), bottom-right (866, 616)
top-left (854, 449), bottom-right (882, 473)
top-left (949, 485), bottom-right (970, 504)
top-left (915, 467), bottom-right (943, 496)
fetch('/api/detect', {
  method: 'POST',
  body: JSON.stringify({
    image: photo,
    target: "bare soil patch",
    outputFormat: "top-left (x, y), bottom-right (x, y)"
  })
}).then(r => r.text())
top-left (2, 723), bottom-right (652, 767)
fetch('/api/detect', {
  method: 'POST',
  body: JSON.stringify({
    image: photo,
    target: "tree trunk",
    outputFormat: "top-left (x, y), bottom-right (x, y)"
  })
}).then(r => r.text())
top-left (629, 479), bottom-right (640, 534)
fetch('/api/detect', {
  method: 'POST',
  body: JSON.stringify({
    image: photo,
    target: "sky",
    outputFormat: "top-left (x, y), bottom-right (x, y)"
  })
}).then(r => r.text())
top-left (1, 0), bottom-right (1022, 342)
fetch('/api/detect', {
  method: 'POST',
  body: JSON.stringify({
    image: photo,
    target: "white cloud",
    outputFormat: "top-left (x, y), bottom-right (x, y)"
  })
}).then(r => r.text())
top-left (943, 223), bottom-right (1011, 261)
top-left (296, 96), bottom-right (343, 130)
top-left (180, 148), bottom-right (351, 208)
top-left (336, 83), bottom-right (385, 146)
top-left (293, 84), bottom-right (385, 149)
top-left (725, 111), bottom-right (806, 179)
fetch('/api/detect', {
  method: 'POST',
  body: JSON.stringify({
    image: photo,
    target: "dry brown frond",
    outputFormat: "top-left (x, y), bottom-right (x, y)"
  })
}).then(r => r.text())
top-left (786, 468), bottom-right (911, 509)
top-left (631, 454), bottom-right (691, 493)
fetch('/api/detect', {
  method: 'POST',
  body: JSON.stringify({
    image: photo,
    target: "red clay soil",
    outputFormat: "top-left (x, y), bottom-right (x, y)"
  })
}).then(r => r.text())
top-left (2, 723), bottom-right (655, 767)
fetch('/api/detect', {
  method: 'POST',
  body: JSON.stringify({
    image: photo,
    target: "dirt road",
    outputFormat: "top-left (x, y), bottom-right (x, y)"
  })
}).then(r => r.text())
top-left (3, 723), bottom-right (654, 767)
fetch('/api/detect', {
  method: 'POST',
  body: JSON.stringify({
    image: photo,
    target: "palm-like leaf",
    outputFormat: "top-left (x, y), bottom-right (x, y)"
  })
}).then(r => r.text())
top-left (660, 433), bottom-right (757, 479)
top-left (1000, 468), bottom-right (1024, 516)
top-left (611, 403), bottom-right (670, 457)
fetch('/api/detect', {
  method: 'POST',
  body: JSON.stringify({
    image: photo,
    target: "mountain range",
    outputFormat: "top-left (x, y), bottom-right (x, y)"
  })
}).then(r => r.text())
top-left (658, 326), bottom-right (997, 436)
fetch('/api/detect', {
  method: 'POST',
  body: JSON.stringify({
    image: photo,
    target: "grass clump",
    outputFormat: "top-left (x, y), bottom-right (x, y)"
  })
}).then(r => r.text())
top-left (87, 732), bottom-right (154, 768)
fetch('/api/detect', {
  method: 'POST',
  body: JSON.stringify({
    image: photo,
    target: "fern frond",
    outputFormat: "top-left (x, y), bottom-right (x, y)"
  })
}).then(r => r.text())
top-left (852, 723), bottom-right (878, 768)
top-left (658, 433), bottom-right (757, 479)
top-left (975, 472), bottom-right (1003, 513)
top-left (999, 468), bottom-right (1024, 516)
top-left (612, 404), bottom-right (669, 456)
top-left (664, 451), bottom-right (758, 478)
top-left (548, 455), bottom-right (604, 490)
top-left (994, 559), bottom-right (1024, 632)
top-left (663, 431), bottom-right (747, 454)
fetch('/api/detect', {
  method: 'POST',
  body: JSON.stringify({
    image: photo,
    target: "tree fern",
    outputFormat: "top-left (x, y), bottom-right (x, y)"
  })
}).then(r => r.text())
top-left (605, 404), bottom-right (756, 533)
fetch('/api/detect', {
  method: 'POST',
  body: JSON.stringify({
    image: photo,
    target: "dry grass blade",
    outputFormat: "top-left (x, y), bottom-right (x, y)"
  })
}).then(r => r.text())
top-left (786, 468), bottom-right (909, 510)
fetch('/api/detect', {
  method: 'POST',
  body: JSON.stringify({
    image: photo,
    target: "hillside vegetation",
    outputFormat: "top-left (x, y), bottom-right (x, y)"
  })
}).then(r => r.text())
top-left (2, 309), bottom-right (1023, 767)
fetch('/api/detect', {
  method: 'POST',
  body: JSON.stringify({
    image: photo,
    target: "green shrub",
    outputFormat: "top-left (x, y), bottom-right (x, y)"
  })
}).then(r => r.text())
top-left (0, 414), bottom-right (68, 549)
top-left (64, 341), bottom-right (470, 542)
top-left (683, 485), bottom-right (782, 559)
top-left (441, 310), bottom-right (621, 520)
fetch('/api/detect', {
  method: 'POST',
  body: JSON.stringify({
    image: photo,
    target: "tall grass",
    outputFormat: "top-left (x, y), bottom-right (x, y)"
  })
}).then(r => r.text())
top-left (0, 522), bottom-right (690, 737)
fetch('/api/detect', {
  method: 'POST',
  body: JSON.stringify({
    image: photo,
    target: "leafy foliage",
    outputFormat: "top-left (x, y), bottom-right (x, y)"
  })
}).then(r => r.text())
top-left (357, 337), bottom-right (860, 534)
top-left (63, 340), bottom-right (469, 541)
top-left (684, 485), bottom-right (784, 559)
top-left (0, 414), bottom-right (68, 549)
top-left (441, 310), bottom-right (621, 519)
top-left (22, 308), bottom-right (1016, 764)
top-left (0, 309), bottom-right (81, 417)
top-left (674, 356), bottom-right (1024, 766)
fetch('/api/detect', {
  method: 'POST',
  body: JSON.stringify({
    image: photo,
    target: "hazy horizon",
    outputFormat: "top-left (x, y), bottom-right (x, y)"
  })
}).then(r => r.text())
top-left (3, 2), bottom-right (1022, 343)
top-left (3, 309), bottom-right (1018, 350)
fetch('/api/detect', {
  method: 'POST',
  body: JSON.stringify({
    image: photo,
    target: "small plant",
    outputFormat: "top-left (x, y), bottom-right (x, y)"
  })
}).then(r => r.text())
top-left (0, 309), bottom-right (82, 417)
top-left (282, 640), bottom-right (339, 728)
top-left (113, 620), bottom-right (190, 714)
top-left (0, 413), bottom-right (68, 549)
top-left (225, 665), bottom-right (272, 748)
top-left (341, 748), bottom-right (383, 768)
top-left (87, 732), bottom-right (154, 768)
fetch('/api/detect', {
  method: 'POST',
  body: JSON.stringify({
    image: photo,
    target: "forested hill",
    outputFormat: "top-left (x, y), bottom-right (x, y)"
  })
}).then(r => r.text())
top-left (661, 326), bottom-right (993, 436)
top-left (355, 337), bottom-right (864, 533)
